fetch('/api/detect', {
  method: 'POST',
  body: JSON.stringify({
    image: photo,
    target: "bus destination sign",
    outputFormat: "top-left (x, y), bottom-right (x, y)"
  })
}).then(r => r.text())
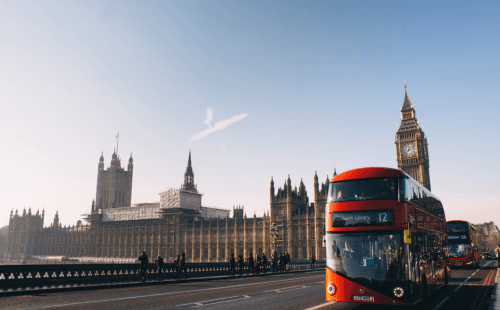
top-left (332, 210), bottom-right (395, 227)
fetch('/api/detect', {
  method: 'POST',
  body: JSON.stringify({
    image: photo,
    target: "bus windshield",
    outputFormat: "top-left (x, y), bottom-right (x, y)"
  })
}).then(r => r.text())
top-left (448, 244), bottom-right (472, 258)
top-left (328, 178), bottom-right (397, 203)
top-left (326, 232), bottom-right (404, 284)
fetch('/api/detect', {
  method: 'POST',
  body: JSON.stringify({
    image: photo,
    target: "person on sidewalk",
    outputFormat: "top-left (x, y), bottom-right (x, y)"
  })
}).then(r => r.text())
top-left (155, 255), bottom-right (164, 280)
top-left (179, 252), bottom-right (188, 279)
top-left (138, 251), bottom-right (149, 282)
top-left (174, 254), bottom-right (181, 277)
top-left (495, 245), bottom-right (500, 267)
top-left (229, 253), bottom-right (236, 276)
top-left (247, 252), bottom-right (254, 275)
top-left (262, 253), bottom-right (267, 273)
top-left (310, 254), bottom-right (315, 269)
top-left (238, 254), bottom-right (244, 276)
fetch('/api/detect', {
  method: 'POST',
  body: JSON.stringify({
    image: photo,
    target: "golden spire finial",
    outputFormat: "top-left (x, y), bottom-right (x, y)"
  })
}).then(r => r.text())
top-left (404, 79), bottom-right (407, 89)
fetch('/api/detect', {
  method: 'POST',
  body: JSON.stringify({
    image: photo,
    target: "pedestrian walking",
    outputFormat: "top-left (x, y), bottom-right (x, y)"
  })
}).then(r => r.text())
top-left (270, 253), bottom-right (275, 272)
top-left (278, 252), bottom-right (283, 272)
top-left (138, 251), bottom-right (148, 282)
top-left (229, 253), bottom-right (236, 276)
top-left (179, 252), bottom-right (188, 279)
top-left (155, 255), bottom-right (164, 280)
top-left (255, 254), bottom-right (262, 274)
top-left (238, 254), bottom-right (244, 276)
top-left (262, 253), bottom-right (267, 273)
top-left (286, 252), bottom-right (291, 271)
top-left (247, 252), bottom-right (254, 275)
top-left (310, 254), bottom-right (315, 269)
top-left (495, 245), bottom-right (500, 268)
top-left (174, 254), bottom-right (181, 276)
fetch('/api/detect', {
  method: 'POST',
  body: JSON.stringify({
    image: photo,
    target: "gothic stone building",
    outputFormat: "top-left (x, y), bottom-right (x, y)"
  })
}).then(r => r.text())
top-left (5, 86), bottom-right (427, 263)
top-left (5, 151), bottom-right (328, 263)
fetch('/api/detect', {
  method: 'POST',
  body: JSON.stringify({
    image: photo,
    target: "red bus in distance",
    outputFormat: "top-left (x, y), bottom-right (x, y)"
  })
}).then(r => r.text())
top-left (447, 220), bottom-right (479, 267)
top-left (325, 167), bottom-right (449, 305)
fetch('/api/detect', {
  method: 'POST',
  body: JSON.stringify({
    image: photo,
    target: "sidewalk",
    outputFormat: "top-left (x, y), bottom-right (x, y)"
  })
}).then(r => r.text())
top-left (490, 264), bottom-right (500, 310)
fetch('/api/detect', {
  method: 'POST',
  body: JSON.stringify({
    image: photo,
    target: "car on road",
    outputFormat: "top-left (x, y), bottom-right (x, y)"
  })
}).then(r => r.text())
top-left (481, 252), bottom-right (492, 260)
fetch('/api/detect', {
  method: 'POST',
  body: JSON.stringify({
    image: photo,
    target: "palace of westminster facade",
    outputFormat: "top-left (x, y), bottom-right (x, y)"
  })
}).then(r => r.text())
top-left (4, 86), bottom-right (431, 263)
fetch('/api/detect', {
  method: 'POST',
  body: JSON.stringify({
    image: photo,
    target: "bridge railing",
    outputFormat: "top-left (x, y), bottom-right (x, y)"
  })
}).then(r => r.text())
top-left (0, 260), bottom-right (325, 291)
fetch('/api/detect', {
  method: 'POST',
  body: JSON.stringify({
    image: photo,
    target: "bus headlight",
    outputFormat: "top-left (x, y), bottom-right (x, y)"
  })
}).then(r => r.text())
top-left (327, 283), bottom-right (337, 295)
top-left (393, 287), bottom-right (404, 298)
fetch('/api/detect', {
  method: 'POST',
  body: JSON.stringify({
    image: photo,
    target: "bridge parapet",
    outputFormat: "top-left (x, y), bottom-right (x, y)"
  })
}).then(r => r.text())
top-left (0, 260), bottom-right (324, 291)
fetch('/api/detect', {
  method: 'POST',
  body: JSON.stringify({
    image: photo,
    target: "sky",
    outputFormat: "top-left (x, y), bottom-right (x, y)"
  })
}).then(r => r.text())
top-left (1, 0), bottom-right (499, 229)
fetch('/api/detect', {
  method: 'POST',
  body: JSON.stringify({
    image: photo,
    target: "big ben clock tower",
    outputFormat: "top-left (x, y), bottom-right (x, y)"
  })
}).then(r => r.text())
top-left (395, 83), bottom-right (431, 190)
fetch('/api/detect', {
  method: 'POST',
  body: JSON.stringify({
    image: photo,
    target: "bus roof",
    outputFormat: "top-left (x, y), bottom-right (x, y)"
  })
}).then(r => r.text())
top-left (332, 167), bottom-right (405, 183)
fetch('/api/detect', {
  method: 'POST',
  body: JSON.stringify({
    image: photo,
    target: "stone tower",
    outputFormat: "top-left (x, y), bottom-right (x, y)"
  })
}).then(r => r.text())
top-left (95, 150), bottom-right (133, 209)
top-left (5, 208), bottom-right (44, 261)
top-left (395, 84), bottom-right (431, 190)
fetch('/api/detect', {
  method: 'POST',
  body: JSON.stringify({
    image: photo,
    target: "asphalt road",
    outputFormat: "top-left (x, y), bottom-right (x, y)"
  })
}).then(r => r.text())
top-left (2, 261), bottom-right (498, 310)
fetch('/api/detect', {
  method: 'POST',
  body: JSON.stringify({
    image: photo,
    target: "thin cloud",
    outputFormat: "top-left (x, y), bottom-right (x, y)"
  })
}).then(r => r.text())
top-left (189, 111), bottom-right (248, 142)
top-left (204, 107), bottom-right (213, 127)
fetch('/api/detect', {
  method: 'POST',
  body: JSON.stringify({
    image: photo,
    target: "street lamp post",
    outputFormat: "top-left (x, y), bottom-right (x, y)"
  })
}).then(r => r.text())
top-left (270, 222), bottom-right (279, 271)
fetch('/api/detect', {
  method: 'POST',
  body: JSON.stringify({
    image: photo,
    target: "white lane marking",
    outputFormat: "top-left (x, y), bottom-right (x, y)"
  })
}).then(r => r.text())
top-left (304, 301), bottom-right (336, 310)
top-left (431, 296), bottom-right (449, 310)
top-left (192, 295), bottom-right (251, 307)
top-left (454, 284), bottom-right (463, 292)
top-left (178, 295), bottom-right (251, 307)
top-left (316, 281), bottom-right (325, 284)
top-left (177, 295), bottom-right (248, 307)
top-left (22, 274), bottom-right (323, 310)
top-left (273, 285), bottom-right (310, 293)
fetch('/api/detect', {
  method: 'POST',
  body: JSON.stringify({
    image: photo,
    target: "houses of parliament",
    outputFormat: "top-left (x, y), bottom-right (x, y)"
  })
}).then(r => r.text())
top-left (4, 86), bottom-right (431, 263)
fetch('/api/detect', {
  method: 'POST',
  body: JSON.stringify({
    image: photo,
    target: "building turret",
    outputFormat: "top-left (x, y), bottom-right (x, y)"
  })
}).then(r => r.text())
top-left (110, 149), bottom-right (121, 169)
top-left (53, 211), bottom-right (60, 229)
top-left (270, 177), bottom-right (275, 203)
top-left (128, 153), bottom-right (134, 172)
top-left (98, 152), bottom-right (104, 171)
top-left (182, 150), bottom-right (197, 192)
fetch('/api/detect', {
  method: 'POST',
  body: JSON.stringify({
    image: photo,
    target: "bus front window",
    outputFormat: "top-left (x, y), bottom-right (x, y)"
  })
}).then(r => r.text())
top-left (448, 244), bottom-right (472, 258)
top-left (326, 232), bottom-right (404, 285)
top-left (328, 178), bottom-right (397, 203)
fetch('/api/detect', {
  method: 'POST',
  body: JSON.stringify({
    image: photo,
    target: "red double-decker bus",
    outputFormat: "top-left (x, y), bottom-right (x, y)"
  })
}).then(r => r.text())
top-left (325, 167), bottom-right (449, 305)
top-left (447, 220), bottom-right (479, 267)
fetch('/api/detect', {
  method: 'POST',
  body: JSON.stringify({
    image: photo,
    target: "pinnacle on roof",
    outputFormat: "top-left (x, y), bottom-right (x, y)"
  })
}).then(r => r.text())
top-left (401, 82), bottom-right (413, 111)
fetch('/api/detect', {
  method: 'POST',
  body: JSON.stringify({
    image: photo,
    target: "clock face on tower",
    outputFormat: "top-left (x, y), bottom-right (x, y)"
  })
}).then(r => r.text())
top-left (402, 142), bottom-right (416, 157)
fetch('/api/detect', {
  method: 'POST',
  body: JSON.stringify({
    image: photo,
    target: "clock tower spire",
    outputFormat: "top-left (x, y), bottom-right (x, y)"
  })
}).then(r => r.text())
top-left (395, 83), bottom-right (431, 190)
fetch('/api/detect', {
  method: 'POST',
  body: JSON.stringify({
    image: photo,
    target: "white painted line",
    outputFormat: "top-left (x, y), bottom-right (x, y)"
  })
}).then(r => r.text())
top-left (454, 284), bottom-right (463, 292)
top-left (177, 295), bottom-right (248, 307)
top-left (304, 301), bottom-right (336, 310)
top-left (273, 285), bottom-right (310, 293)
top-left (192, 295), bottom-right (251, 307)
top-left (23, 274), bottom-right (323, 310)
top-left (431, 296), bottom-right (449, 310)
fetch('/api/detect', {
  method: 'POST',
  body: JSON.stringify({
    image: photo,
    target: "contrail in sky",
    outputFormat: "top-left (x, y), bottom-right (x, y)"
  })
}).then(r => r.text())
top-left (189, 108), bottom-right (248, 143)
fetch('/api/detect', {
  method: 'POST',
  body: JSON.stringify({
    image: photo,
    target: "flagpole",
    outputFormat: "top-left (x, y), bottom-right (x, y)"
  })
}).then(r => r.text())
top-left (116, 131), bottom-right (119, 156)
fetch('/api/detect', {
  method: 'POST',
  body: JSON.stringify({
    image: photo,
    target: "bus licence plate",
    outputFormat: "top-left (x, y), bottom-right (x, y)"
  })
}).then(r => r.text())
top-left (353, 296), bottom-right (374, 301)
